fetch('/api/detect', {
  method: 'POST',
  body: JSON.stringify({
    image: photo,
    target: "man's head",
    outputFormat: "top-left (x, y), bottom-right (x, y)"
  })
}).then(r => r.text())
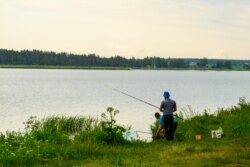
top-left (163, 91), bottom-right (170, 98)
top-left (154, 112), bottom-right (160, 119)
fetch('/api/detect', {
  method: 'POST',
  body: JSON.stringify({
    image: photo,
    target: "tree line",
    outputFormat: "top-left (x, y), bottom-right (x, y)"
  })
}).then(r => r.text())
top-left (0, 49), bottom-right (188, 68)
top-left (0, 48), bottom-right (247, 69)
top-left (213, 60), bottom-right (232, 69)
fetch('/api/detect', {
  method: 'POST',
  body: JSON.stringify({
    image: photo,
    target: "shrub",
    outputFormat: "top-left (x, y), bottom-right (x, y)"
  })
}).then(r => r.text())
top-left (99, 107), bottom-right (127, 144)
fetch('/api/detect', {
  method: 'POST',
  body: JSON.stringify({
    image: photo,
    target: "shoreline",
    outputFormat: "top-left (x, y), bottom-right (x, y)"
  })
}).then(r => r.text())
top-left (0, 65), bottom-right (130, 70)
top-left (0, 65), bottom-right (249, 71)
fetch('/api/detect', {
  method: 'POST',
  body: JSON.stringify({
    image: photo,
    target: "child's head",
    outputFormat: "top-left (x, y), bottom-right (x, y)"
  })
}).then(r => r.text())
top-left (154, 112), bottom-right (160, 119)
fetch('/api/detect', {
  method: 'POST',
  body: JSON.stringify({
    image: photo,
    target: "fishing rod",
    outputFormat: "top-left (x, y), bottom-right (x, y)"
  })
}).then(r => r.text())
top-left (113, 89), bottom-right (159, 109)
top-left (113, 89), bottom-right (184, 120)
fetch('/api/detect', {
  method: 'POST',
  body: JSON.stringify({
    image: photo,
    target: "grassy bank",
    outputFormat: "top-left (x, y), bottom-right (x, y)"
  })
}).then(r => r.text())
top-left (74, 137), bottom-right (250, 167)
top-left (0, 100), bottom-right (249, 166)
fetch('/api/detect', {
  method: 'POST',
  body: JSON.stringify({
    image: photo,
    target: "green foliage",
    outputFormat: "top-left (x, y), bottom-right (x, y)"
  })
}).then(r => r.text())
top-left (0, 101), bottom-right (250, 166)
top-left (197, 58), bottom-right (208, 67)
top-left (223, 61), bottom-right (232, 69)
top-left (1, 49), bottom-right (249, 70)
top-left (0, 49), bottom-right (188, 68)
top-left (0, 107), bottom-right (131, 166)
top-left (215, 60), bottom-right (223, 68)
top-left (213, 60), bottom-right (232, 69)
top-left (73, 107), bottom-right (128, 145)
top-left (150, 120), bottom-right (160, 139)
top-left (168, 58), bottom-right (188, 68)
top-left (100, 107), bottom-right (127, 144)
top-left (24, 116), bottom-right (99, 145)
top-left (243, 63), bottom-right (250, 69)
top-left (180, 97), bottom-right (250, 140)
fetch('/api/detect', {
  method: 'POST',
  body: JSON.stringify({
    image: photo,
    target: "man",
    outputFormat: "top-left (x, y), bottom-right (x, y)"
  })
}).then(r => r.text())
top-left (160, 91), bottom-right (177, 140)
top-left (154, 112), bottom-right (178, 139)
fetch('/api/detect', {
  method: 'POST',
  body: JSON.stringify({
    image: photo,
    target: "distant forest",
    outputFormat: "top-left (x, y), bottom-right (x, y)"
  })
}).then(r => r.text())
top-left (0, 48), bottom-right (249, 69)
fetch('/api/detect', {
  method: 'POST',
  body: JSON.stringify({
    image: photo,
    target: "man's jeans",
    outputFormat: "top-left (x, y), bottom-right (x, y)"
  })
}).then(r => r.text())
top-left (163, 115), bottom-right (174, 140)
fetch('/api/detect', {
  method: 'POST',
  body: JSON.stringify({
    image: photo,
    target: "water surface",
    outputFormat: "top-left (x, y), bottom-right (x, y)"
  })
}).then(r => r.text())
top-left (0, 69), bottom-right (249, 138)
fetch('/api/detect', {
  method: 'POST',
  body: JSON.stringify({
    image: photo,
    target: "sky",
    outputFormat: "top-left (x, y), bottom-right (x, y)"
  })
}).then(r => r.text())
top-left (1, 0), bottom-right (250, 59)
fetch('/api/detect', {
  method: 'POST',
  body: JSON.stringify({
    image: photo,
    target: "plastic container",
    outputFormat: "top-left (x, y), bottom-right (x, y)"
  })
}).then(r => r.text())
top-left (195, 134), bottom-right (201, 140)
top-left (211, 130), bottom-right (222, 138)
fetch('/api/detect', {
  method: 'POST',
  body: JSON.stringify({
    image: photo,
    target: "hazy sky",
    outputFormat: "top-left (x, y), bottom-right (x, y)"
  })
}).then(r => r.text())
top-left (1, 0), bottom-right (250, 59)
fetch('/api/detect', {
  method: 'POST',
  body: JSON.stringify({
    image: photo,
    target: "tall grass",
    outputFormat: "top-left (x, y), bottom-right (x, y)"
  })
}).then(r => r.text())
top-left (25, 115), bottom-right (99, 138)
top-left (0, 99), bottom-right (249, 166)
top-left (0, 107), bottom-right (128, 166)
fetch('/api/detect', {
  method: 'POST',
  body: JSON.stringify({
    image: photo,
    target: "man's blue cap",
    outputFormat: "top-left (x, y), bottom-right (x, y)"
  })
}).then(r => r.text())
top-left (163, 91), bottom-right (170, 97)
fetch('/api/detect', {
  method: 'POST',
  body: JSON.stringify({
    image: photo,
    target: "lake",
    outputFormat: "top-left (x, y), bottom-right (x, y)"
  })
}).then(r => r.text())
top-left (0, 69), bottom-right (249, 139)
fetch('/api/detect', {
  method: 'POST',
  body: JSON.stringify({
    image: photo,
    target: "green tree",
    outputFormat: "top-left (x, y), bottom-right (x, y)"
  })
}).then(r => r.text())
top-left (197, 58), bottom-right (208, 67)
top-left (243, 63), bottom-right (250, 70)
top-left (215, 61), bottom-right (223, 68)
top-left (223, 61), bottom-right (232, 69)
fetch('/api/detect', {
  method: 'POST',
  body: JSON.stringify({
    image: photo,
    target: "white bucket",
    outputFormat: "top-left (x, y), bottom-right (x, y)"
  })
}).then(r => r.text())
top-left (211, 130), bottom-right (222, 138)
